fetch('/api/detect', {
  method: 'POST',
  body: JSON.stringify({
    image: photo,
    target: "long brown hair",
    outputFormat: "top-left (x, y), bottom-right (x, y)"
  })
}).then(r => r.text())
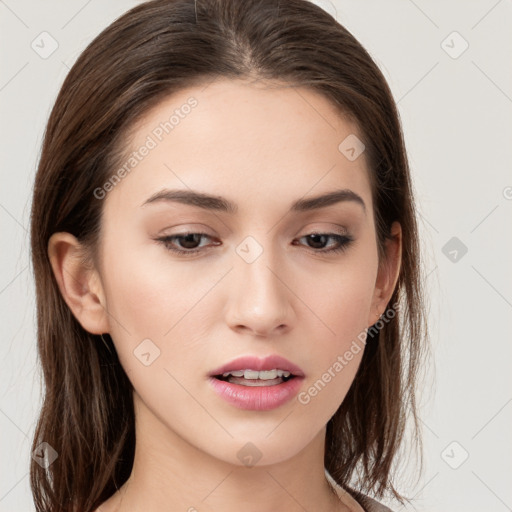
top-left (30, 0), bottom-right (429, 510)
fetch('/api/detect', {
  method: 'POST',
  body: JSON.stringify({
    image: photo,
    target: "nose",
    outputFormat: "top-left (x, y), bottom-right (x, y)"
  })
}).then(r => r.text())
top-left (225, 246), bottom-right (294, 337)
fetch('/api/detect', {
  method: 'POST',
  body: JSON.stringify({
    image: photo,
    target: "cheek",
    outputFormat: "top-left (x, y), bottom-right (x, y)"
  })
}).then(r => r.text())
top-left (99, 239), bottom-right (225, 382)
top-left (302, 257), bottom-right (377, 348)
top-left (100, 238), bottom-right (219, 336)
top-left (294, 255), bottom-right (377, 410)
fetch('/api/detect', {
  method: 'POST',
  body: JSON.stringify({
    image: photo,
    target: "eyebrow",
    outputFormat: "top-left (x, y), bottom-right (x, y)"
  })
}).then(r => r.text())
top-left (141, 188), bottom-right (366, 215)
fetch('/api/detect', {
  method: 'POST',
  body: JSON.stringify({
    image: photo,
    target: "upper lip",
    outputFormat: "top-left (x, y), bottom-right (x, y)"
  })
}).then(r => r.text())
top-left (209, 355), bottom-right (305, 377)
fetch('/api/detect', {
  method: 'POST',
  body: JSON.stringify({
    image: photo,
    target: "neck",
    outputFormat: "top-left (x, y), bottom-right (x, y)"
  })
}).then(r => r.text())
top-left (105, 392), bottom-right (343, 512)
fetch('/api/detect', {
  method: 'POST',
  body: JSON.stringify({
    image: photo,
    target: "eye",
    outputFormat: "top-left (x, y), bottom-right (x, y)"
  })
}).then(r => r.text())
top-left (293, 232), bottom-right (354, 254)
top-left (156, 232), bottom-right (219, 256)
top-left (156, 231), bottom-right (353, 257)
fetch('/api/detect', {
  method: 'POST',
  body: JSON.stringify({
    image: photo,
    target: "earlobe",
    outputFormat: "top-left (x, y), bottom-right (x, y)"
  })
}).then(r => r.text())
top-left (369, 221), bottom-right (402, 323)
top-left (48, 232), bottom-right (109, 335)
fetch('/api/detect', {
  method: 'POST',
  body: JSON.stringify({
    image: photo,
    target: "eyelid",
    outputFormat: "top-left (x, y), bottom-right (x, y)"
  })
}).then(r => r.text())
top-left (302, 226), bottom-right (348, 236)
top-left (155, 223), bottom-right (216, 236)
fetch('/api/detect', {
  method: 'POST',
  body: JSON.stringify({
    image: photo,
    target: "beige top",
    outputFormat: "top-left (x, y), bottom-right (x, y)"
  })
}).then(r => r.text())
top-left (325, 471), bottom-right (394, 512)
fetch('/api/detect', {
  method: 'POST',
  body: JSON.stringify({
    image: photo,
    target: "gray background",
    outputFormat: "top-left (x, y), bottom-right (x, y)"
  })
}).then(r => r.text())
top-left (1, 0), bottom-right (511, 510)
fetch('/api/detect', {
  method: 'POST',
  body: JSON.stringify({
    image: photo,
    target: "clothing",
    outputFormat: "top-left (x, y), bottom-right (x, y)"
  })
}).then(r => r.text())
top-left (357, 494), bottom-right (394, 512)
top-left (325, 470), bottom-right (394, 512)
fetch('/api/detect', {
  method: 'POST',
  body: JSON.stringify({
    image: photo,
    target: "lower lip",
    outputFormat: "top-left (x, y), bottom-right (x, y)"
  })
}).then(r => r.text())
top-left (208, 376), bottom-right (303, 411)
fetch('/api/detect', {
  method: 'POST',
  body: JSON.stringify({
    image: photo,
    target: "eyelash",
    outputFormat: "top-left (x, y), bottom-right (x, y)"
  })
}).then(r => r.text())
top-left (156, 231), bottom-right (354, 257)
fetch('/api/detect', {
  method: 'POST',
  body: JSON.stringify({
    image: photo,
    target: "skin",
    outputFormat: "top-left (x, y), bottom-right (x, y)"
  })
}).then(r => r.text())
top-left (48, 78), bottom-right (401, 512)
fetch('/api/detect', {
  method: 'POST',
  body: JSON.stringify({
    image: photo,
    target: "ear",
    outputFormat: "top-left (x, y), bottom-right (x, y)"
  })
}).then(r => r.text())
top-left (368, 221), bottom-right (402, 326)
top-left (48, 232), bottom-right (109, 335)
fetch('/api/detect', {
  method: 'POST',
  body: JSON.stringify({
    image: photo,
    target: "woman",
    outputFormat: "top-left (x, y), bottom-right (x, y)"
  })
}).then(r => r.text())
top-left (29, 0), bottom-right (429, 510)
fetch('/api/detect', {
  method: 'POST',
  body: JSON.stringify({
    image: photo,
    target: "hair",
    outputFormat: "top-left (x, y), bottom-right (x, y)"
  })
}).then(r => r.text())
top-left (29, 0), bottom-right (429, 510)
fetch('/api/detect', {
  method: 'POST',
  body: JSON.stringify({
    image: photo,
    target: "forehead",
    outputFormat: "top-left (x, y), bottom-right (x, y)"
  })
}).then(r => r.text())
top-left (104, 78), bottom-right (373, 218)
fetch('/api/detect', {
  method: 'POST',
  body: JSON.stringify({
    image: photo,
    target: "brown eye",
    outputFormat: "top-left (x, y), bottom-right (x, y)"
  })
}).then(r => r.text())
top-left (294, 233), bottom-right (353, 254)
top-left (157, 232), bottom-right (218, 256)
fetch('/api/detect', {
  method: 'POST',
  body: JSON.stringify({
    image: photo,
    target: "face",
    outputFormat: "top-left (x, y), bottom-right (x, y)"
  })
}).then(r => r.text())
top-left (93, 78), bottom-right (390, 466)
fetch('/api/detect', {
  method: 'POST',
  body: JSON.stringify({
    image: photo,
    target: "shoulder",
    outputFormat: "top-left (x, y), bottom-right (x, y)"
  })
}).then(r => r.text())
top-left (324, 470), bottom-right (394, 512)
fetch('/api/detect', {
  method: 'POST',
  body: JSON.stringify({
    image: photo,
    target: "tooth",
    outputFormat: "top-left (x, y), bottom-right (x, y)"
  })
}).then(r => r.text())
top-left (239, 379), bottom-right (279, 387)
top-left (259, 370), bottom-right (278, 380)
top-left (222, 368), bottom-right (292, 380)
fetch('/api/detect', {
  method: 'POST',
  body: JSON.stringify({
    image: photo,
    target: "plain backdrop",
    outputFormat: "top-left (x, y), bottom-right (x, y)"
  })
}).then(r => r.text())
top-left (1, 1), bottom-right (511, 511)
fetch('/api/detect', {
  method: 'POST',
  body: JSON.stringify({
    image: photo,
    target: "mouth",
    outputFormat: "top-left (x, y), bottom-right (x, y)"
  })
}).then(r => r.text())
top-left (208, 355), bottom-right (304, 410)
top-left (209, 354), bottom-right (304, 384)
top-left (213, 368), bottom-right (296, 387)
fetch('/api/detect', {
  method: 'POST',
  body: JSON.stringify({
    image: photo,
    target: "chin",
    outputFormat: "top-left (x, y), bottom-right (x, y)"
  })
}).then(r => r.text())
top-left (203, 424), bottom-right (321, 468)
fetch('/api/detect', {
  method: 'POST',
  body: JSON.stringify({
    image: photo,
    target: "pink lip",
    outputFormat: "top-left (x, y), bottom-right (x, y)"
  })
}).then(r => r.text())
top-left (209, 355), bottom-right (305, 378)
top-left (209, 376), bottom-right (303, 411)
top-left (208, 355), bottom-right (305, 411)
